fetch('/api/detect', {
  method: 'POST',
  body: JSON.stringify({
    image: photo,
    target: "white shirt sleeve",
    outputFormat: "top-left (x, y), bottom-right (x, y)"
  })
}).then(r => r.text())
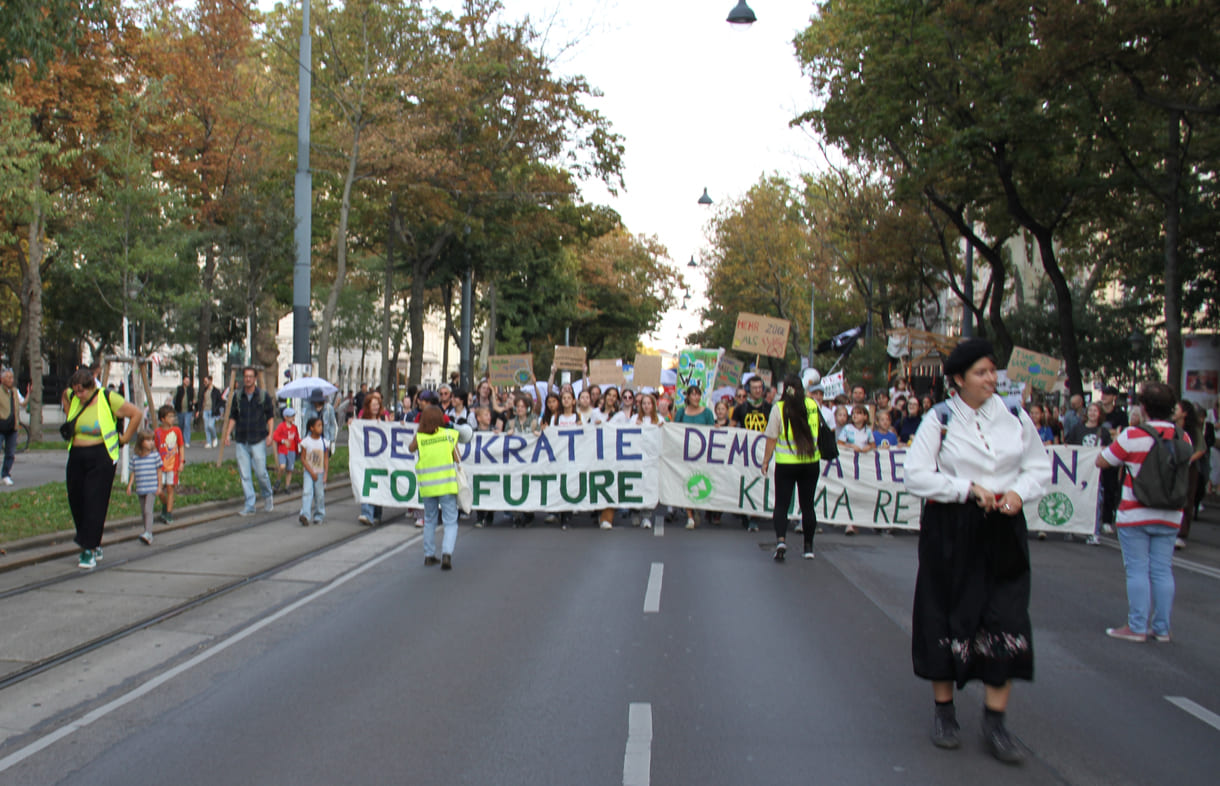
top-left (764, 406), bottom-right (783, 439)
top-left (905, 396), bottom-right (1051, 506)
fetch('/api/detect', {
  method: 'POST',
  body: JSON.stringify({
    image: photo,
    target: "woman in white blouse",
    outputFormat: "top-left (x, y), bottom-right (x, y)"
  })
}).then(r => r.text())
top-left (904, 338), bottom-right (1050, 765)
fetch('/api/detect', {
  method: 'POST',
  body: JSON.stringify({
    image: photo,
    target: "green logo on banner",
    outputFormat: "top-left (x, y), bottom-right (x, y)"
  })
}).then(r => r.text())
top-left (1038, 492), bottom-right (1073, 527)
top-left (685, 473), bottom-right (713, 503)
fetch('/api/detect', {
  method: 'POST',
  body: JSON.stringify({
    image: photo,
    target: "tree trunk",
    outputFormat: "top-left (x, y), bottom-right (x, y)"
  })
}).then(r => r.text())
top-left (441, 280), bottom-right (452, 380)
top-left (24, 205), bottom-right (45, 440)
top-left (1031, 229), bottom-right (1084, 396)
top-left (196, 243), bottom-right (217, 382)
top-left (391, 289), bottom-right (410, 399)
top-left (318, 124), bottom-right (362, 379)
top-left (408, 261), bottom-right (426, 386)
top-left (381, 194), bottom-right (397, 398)
top-left (1163, 109), bottom-right (1184, 396)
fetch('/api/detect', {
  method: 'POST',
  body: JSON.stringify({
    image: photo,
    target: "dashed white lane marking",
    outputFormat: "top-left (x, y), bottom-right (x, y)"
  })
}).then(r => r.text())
top-left (623, 702), bottom-right (652, 786)
top-left (643, 562), bottom-right (663, 614)
top-left (0, 534), bottom-right (422, 775)
top-left (1166, 696), bottom-right (1220, 732)
top-left (653, 517), bottom-right (664, 536)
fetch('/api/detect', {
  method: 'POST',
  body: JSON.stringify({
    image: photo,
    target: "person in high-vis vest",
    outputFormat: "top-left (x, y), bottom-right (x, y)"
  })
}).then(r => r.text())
top-left (409, 405), bottom-right (462, 570)
top-left (63, 368), bottom-right (144, 570)
top-left (761, 373), bottom-right (822, 562)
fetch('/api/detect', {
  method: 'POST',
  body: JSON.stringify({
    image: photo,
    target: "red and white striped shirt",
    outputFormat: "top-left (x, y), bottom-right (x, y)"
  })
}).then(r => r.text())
top-left (1099, 420), bottom-right (1191, 528)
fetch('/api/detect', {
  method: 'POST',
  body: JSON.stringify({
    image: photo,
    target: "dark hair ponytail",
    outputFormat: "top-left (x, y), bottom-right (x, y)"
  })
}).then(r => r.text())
top-left (780, 374), bottom-right (816, 457)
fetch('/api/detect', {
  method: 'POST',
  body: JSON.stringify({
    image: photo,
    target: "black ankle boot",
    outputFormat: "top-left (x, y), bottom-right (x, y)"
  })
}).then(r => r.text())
top-left (982, 709), bottom-right (1023, 764)
top-left (932, 702), bottom-right (960, 749)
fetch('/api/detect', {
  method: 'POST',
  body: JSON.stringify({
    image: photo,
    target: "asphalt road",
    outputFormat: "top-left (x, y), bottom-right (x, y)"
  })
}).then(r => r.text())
top-left (3, 507), bottom-right (1218, 786)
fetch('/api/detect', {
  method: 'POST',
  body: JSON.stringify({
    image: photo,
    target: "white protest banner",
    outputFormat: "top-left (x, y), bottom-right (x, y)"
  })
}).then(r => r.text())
top-left (349, 423), bottom-right (1098, 532)
top-left (658, 428), bottom-right (1098, 534)
top-left (350, 421), bottom-right (661, 511)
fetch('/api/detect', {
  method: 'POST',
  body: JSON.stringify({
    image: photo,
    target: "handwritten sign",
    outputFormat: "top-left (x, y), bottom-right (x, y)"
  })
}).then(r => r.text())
top-left (553, 345), bottom-right (587, 372)
top-left (589, 358), bottom-right (626, 387)
top-left (677, 349), bottom-right (721, 391)
top-left (633, 354), bottom-right (663, 389)
top-left (821, 371), bottom-right (845, 399)
top-left (712, 355), bottom-right (744, 390)
top-left (731, 312), bottom-right (790, 358)
top-left (1006, 346), bottom-right (1062, 391)
top-left (488, 354), bottom-right (534, 388)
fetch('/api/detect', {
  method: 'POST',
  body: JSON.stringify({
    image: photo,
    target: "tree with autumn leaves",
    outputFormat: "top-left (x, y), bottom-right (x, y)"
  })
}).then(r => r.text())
top-left (1, 0), bottom-right (663, 425)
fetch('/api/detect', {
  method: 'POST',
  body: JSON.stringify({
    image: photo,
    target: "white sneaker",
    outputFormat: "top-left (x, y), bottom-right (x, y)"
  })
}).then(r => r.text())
top-left (642, 518), bottom-right (653, 529)
top-left (139, 532), bottom-right (153, 545)
top-left (1, 476), bottom-right (11, 485)
top-left (803, 550), bottom-right (815, 560)
top-left (1086, 535), bottom-right (1101, 546)
top-left (685, 518), bottom-right (696, 529)
top-left (600, 521), bottom-right (612, 530)
top-left (1102, 524), bottom-right (1114, 535)
top-left (264, 495), bottom-right (274, 513)
top-left (358, 514), bottom-right (372, 525)
top-left (1175, 538), bottom-right (1186, 550)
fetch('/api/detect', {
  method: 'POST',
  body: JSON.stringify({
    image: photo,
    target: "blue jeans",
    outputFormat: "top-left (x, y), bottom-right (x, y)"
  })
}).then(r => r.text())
top-left (301, 472), bottom-right (326, 522)
top-left (203, 412), bottom-right (218, 445)
top-left (234, 440), bottom-right (273, 512)
top-left (177, 411), bottom-right (193, 446)
top-left (1116, 524), bottom-right (1177, 636)
top-left (1, 429), bottom-right (15, 479)
top-left (360, 503), bottom-right (383, 522)
top-left (422, 494), bottom-right (458, 558)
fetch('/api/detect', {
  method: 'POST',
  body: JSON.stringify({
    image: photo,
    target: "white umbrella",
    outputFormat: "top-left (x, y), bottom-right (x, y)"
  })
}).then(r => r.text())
top-left (278, 376), bottom-right (338, 400)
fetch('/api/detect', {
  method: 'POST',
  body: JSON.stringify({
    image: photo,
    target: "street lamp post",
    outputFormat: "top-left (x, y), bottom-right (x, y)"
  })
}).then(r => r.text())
top-left (292, 0), bottom-right (313, 379)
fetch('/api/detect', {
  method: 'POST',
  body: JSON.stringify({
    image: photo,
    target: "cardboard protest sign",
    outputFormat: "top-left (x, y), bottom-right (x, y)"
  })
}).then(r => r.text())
top-left (756, 369), bottom-right (773, 388)
top-left (731, 312), bottom-right (790, 358)
top-left (677, 349), bottom-right (721, 391)
top-left (553, 345), bottom-right (587, 372)
top-left (488, 354), bottom-right (534, 387)
top-left (633, 354), bottom-right (663, 389)
top-left (1006, 346), bottom-right (1062, 391)
top-left (712, 355), bottom-right (744, 390)
top-left (589, 358), bottom-right (626, 387)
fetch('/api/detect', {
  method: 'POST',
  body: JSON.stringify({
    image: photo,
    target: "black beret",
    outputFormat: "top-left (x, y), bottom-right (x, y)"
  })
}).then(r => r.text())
top-left (943, 338), bottom-right (996, 378)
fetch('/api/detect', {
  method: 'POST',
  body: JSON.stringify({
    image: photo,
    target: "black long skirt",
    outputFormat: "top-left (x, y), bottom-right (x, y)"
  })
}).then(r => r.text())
top-left (912, 500), bottom-right (1034, 689)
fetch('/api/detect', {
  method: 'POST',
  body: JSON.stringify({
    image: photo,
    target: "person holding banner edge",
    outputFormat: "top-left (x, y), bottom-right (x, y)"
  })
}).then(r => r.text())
top-left (760, 372), bottom-right (823, 561)
top-left (905, 337), bottom-right (1050, 764)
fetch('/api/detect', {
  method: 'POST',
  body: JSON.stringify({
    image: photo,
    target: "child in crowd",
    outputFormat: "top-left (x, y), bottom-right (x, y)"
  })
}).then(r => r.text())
top-left (297, 416), bottom-right (329, 526)
top-left (127, 430), bottom-right (163, 545)
top-left (505, 395), bottom-right (537, 527)
top-left (154, 405), bottom-right (184, 524)
top-left (473, 407), bottom-right (497, 527)
top-left (873, 409), bottom-right (900, 449)
top-left (839, 405), bottom-right (875, 453)
top-left (833, 405), bottom-right (850, 440)
top-left (273, 407), bottom-right (301, 493)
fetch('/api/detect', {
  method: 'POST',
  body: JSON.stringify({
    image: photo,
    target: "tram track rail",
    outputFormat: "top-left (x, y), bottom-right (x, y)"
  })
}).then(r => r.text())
top-left (0, 489), bottom-right (410, 694)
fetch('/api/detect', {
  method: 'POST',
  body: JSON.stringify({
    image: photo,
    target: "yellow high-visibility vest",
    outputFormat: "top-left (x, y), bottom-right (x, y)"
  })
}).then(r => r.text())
top-left (774, 399), bottom-right (820, 464)
top-left (416, 428), bottom-right (458, 497)
top-left (67, 389), bottom-right (121, 461)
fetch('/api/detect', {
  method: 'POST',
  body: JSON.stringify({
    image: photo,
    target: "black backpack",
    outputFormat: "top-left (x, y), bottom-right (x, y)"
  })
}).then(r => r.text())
top-left (1129, 425), bottom-right (1193, 510)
